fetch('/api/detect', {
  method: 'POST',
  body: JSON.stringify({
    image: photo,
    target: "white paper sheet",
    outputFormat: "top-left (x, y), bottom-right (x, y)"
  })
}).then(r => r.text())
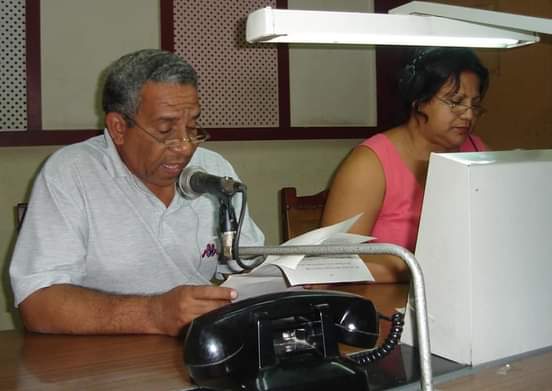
top-left (221, 214), bottom-right (375, 300)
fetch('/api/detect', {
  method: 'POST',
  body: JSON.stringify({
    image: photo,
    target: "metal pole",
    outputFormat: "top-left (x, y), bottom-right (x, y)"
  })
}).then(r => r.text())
top-left (239, 243), bottom-right (433, 391)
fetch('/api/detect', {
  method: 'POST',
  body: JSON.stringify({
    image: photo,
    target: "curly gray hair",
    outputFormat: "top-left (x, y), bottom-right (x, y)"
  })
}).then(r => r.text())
top-left (102, 49), bottom-right (197, 124)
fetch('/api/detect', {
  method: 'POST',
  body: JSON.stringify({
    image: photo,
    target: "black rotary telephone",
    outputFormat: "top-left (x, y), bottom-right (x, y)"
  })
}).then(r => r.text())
top-left (183, 290), bottom-right (404, 391)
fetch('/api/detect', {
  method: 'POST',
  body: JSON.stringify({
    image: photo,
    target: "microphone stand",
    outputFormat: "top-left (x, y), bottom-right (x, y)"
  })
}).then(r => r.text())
top-left (219, 195), bottom-right (238, 260)
top-left (238, 243), bottom-right (433, 391)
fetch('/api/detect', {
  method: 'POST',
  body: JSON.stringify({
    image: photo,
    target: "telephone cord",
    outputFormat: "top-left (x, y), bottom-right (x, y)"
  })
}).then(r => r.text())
top-left (348, 312), bottom-right (404, 364)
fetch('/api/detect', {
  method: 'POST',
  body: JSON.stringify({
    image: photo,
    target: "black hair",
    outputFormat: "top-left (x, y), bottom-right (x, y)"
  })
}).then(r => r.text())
top-left (395, 47), bottom-right (489, 125)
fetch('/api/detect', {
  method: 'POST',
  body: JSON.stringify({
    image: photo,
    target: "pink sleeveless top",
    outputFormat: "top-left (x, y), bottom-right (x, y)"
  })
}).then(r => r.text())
top-left (361, 133), bottom-right (486, 252)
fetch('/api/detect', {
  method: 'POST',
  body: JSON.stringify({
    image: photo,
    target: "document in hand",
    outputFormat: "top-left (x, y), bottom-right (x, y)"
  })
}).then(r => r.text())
top-left (222, 214), bottom-right (375, 301)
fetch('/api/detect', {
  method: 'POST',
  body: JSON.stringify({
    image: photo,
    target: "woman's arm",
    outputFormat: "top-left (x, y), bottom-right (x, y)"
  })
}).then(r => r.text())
top-left (322, 146), bottom-right (409, 282)
top-left (322, 146), bottom-right (385, 235)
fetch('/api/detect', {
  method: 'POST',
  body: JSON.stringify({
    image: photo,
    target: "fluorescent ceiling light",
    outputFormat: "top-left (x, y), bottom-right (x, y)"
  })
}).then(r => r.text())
top-left (390, 1), bottom-right (552, 35)
top-left (246, 2), bottom-right (552, 48)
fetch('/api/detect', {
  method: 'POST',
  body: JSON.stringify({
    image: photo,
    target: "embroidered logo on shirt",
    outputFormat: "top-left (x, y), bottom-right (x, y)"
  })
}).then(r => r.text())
top-left (201, 243), bottom-right (217, 258)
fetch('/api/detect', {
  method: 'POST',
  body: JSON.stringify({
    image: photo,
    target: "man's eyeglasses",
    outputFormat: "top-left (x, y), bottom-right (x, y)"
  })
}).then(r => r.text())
top-left (122, 114), bottom-right (210, 150)
top-left (436, 96), bottom-right (486, 118)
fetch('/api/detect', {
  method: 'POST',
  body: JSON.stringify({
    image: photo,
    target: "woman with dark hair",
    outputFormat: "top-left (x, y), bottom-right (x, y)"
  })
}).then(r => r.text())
top-left (321, 47), bottom-right (489, 282)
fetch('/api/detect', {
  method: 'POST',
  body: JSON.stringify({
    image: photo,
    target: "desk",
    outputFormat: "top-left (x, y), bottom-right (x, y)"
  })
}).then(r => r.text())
top-left (0, 284), bottom-right (406, 391)
top-left (1, 284), bottom-right (551, 390)
top-left (0, 331), bottom-right (186, 390)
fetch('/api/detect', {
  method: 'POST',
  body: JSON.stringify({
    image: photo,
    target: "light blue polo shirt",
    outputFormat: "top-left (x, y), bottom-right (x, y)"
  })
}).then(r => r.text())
top-left (9, 130), bottom-right (264, 306)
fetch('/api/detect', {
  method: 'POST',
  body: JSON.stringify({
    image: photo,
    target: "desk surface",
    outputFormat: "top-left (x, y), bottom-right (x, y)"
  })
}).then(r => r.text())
top-left (1, 283), bottom-right (551, 391)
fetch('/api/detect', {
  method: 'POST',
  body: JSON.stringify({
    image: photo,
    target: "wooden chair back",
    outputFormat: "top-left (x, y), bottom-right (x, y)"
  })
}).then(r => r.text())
top-left (16, 202), bottom-right (28, 231)
top-left (280, 187), bottom-right (328, 242)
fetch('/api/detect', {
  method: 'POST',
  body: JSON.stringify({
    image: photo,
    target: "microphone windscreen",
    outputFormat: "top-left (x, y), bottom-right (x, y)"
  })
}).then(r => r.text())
top-left (178, 165), bottom-right (205, 199)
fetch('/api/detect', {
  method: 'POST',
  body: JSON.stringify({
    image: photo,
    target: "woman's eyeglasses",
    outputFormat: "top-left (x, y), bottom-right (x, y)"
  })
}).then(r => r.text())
top-left (436, 96), bottom-right (486, 117)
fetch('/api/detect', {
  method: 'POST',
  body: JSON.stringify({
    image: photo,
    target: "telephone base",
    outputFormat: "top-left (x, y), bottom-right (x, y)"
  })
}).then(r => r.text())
top-left (244, 355), bottom-right (368, 391)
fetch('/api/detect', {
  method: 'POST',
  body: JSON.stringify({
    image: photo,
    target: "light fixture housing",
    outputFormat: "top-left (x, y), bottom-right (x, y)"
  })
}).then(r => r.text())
top-left (390, 1), bottom-right (552, 35)
top-left (246, 2), bottom-right (552, 48)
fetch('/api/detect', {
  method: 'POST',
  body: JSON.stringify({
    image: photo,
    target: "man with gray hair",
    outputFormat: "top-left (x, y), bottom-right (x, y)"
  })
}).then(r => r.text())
top-left (9, 49), bottom-right (264, 336)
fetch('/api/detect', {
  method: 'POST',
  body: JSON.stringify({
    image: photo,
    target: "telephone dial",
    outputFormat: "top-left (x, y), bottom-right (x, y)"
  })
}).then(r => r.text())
top-left (183, 290), bottom-right (404, 391)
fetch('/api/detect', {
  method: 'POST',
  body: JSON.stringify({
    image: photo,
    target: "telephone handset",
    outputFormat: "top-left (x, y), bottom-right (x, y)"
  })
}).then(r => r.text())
top-left (183, 290), bottom-right (404, 391)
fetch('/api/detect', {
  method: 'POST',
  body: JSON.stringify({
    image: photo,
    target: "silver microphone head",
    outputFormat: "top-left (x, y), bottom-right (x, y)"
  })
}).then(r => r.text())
top-left (177, 165), bottom-right (205, 199)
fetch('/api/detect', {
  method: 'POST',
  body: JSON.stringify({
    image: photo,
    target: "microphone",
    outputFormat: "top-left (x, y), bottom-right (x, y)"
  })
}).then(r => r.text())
top-left (178, 166), bottom-right (246, 260)
top-left (178, 166), bottom-right (246, 200)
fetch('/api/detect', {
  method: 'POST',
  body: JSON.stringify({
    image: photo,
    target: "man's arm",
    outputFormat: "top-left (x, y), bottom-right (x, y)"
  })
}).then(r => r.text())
top-left (19, 283), bottom-right (236, 336)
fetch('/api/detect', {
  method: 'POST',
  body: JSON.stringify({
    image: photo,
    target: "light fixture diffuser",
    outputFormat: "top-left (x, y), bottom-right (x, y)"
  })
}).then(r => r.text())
top-left (390, 1), bottom-right (552, 35)
top-left (246, 5), bottom-right (549, 48)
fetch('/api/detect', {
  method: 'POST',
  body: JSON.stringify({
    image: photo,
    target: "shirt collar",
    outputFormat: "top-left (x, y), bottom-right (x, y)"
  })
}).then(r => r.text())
top-left (102, 128), bottom-right (134, 178)
top-left (102, 128), bottom-right (183, 208)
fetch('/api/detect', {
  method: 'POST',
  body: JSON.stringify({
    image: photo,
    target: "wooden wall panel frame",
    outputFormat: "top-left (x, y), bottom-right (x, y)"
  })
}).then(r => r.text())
top-left (0, 0), bottom-right (405, 146)
top-left (161, 0), bottom-right (406, 141)
top-left (0, 0), bottom-right (102, 146)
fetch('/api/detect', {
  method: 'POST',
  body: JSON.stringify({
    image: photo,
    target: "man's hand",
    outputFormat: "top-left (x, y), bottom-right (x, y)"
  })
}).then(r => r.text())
top-left (149, 285), bottom-right (237, 336)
